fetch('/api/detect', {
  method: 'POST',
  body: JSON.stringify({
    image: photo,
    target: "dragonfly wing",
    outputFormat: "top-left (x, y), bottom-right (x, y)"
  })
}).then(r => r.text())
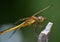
top-left (9, 28), bottom-right (20, 38)
top-left (15, 18), bottom-right (29, 24)
top-left (33, 22), bottom-right (38, 35)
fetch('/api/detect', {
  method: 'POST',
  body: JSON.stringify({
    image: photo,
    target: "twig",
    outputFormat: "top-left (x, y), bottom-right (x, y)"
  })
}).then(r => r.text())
top-left (38, 22), bottom-right (53, 42)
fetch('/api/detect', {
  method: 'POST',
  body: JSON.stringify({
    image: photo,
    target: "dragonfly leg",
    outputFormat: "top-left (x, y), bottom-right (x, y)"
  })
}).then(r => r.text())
top-left (15, 18), bottom-right (29, 24)
top-left (33, 22), bottom-right (43, 37)
top-left (33, 22), bottom-right (39, 37)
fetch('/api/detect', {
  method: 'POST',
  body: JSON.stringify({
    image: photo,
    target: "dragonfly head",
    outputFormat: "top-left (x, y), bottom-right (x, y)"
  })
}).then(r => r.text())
top-left (38, 16), bottom-right (45, 22)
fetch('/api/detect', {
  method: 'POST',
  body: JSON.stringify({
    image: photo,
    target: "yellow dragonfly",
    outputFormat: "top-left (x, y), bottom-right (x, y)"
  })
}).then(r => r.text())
top-left (0, 5), bottom-right (51, 35)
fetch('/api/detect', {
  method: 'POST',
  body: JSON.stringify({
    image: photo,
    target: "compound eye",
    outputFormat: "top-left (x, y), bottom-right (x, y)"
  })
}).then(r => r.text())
top-left (38, 16), bottom-right (42, 20)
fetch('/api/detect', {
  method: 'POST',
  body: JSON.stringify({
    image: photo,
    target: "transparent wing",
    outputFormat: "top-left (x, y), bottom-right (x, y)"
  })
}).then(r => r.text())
top-left (9, 28), bottom-right (20, 38)
top-left (9, 17), bottom-right (30, 38)
top-left (15, 18), bottom-right (29, 25)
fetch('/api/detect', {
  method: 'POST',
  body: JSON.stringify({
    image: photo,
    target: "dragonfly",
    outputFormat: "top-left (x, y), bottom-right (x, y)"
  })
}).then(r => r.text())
top-left (0, 5), bottom-right (51, 36)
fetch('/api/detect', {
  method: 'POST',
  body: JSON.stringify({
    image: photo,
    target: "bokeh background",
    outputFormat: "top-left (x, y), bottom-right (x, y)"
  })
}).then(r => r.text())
top-left (0, 0), bottom-right (60, 42)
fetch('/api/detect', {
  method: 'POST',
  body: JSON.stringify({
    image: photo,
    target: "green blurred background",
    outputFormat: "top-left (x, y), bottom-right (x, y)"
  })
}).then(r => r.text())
top-left (0, 0), bottom-right (60, 42)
